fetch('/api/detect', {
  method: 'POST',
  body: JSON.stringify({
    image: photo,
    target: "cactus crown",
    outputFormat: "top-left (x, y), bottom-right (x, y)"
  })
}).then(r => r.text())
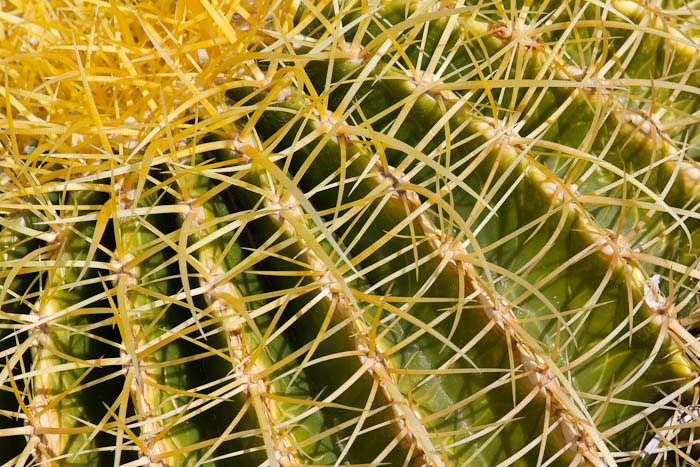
top-left (1, 0), bottom-right (700, 466)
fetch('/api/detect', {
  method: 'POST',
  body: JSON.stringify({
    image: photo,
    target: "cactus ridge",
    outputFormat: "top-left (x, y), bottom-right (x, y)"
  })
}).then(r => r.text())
top-left (1, 0), bottom-right (700, 466)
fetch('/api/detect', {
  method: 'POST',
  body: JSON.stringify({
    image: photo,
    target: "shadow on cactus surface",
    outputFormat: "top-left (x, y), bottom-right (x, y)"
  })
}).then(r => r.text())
top-left (2, 0), bottom-right (700, 465)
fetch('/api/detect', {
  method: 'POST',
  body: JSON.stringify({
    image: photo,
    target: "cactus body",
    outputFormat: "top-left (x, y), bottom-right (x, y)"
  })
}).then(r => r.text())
top-left (1, 0), bottom-right (700, 466)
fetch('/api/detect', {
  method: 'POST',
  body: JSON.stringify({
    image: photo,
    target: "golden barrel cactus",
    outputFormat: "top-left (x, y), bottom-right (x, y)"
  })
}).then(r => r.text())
top-left (1, 0), bottom-right (699, 465)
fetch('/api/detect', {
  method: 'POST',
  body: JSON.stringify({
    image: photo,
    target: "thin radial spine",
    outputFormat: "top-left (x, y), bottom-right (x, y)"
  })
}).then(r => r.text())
top-left (176, 135), bottom-right (368, 465)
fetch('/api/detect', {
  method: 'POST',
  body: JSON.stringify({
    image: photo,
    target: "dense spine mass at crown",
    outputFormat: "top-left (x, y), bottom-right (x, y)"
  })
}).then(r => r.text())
top-left (0, 0), bottom-right (700, 466)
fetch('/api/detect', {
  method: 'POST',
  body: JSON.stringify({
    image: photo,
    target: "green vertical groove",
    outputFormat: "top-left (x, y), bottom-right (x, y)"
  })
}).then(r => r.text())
top-left (172, 153), bottom-right (340, 465)
top-left (170, 158), bottom-right (271, 465)
top-left (116, 174), bottom-right (261, 467)
top-left (29, 190), bottom-right (116, 467)
top-left (220, 155), bottom-right (431, 465)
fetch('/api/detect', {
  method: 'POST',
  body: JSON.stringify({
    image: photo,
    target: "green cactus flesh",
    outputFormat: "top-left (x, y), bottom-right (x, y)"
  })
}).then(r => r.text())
top-left (1, 0), bottom-right (700, 466)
